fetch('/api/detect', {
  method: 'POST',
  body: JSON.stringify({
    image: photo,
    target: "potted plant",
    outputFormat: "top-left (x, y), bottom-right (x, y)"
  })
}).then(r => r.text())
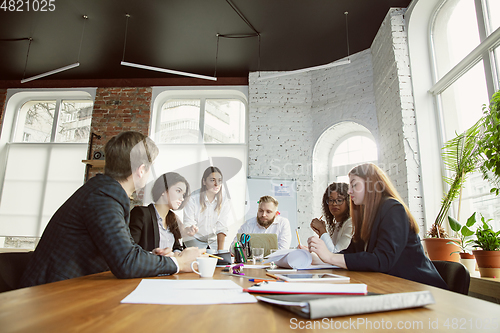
top-left (447, 213), bottom-right (477, 272)
top-left (471, 217), bottom-right (500, 278)
top-left (478, 89), bottom-right (500, 196)
top-left (423, 120), bottom-right (483, 262)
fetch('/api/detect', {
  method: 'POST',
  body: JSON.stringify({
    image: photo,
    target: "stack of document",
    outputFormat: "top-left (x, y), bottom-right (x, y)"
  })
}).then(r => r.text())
top-left (121, 280), bottom-right (257, 305)
top-left (256, 291), bottom-right (435, 319)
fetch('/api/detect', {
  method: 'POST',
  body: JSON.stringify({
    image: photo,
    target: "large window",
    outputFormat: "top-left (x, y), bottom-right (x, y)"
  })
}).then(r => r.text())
top-left (431, 0), bottom-right (500, 230)
top-left (0, 89), bottom-right (95, 249)
top-left (157, 98), bottom-right (245, 144)
top-left (14, 100), bottom-right (93, 143)
top-left (151, 87), bottom-right (248, 249)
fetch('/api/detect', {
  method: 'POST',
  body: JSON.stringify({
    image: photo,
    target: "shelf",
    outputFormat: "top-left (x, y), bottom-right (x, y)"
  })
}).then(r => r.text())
top-left (82, 160), bottom-right (105, 168)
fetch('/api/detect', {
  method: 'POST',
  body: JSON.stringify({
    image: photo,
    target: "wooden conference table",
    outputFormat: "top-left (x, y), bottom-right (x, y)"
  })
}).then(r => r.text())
top-left (1, 266), bottom-right (499, 333)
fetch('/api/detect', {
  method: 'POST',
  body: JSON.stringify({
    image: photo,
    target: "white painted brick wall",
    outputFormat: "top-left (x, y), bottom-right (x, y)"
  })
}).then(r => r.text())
top-left (248, 8), bottom-right (425, 238)
top-left (371, 8), bottom-right (425, 230)
top-left (248, 50), bottom-right (379, 239)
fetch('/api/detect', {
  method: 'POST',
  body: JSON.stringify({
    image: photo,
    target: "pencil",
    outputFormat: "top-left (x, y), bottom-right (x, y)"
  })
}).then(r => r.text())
top-left (204, 253), bottom-right (224, 260)
top-left (266, 272), bottom-right (280, 280)
top-left (296, 229), bottom-right (301, 246)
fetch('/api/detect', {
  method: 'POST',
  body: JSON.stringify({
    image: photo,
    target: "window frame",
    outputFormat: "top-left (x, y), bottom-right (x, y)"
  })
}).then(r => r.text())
top-left (406, 0), bottom-right (500, 231)
top-left (0, 88), bottom-right (96, 246)
top-left (150, 86), bottom-right (248, 145)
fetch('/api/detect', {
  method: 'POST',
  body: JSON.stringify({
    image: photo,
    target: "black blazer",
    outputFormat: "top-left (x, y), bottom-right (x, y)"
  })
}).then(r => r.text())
top-left (341, 198), bottom-right (448, 290)
top-left (129, 204), bottom-right (184, 252)
top-left (20, 175), bottom-right (178, 288)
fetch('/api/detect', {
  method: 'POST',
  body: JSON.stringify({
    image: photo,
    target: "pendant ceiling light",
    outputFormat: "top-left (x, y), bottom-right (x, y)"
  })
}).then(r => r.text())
top-left (21, 15), bottom-right (88, 83)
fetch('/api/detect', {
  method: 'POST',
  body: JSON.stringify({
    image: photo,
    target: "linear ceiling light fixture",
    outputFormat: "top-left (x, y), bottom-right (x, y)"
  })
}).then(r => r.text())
top-left (21, 15), bottom-right (88, 83)
top-left (120, 14), bottom-right (217, 81)
top-left (258, 11), bottom-right (351, 81)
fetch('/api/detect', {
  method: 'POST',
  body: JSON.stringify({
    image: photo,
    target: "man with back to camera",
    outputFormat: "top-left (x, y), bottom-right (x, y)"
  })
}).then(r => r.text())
top-left (231, 195), bottom-right (292, 250)
top-left (20, 131), bottom-right (204, 287)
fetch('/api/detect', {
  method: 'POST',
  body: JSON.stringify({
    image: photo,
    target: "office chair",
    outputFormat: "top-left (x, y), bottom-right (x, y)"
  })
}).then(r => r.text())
top-left (432, 260), bottom-right (470, 295)
top-left (0, 251), bottom-right (33, 293)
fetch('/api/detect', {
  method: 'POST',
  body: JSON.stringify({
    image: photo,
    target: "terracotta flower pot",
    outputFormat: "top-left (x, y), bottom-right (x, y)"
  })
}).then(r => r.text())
top-left (472, 250), bottom-right (500, 278)
top-left (422, 238), bottom-right (460, 262)
top-left (459, 252), bottom-right (475, 259)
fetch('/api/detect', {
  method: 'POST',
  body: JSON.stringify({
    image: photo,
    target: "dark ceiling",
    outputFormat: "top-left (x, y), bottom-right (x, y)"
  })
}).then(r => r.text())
top-left (0, 0), bottom-right (412, 83)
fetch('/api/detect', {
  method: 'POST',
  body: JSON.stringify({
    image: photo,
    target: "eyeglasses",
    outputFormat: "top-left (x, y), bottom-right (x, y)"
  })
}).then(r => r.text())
top-left (326, 198), bottom-right (345, 206)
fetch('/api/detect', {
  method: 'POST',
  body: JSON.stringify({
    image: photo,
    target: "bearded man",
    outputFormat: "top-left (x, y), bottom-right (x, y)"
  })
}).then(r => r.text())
top-left (232, 195), bottom-right (291, 250)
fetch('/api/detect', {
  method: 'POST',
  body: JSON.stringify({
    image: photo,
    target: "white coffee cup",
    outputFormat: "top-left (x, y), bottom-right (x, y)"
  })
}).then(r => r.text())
top-left (191, 257), bottom-right (218, 278)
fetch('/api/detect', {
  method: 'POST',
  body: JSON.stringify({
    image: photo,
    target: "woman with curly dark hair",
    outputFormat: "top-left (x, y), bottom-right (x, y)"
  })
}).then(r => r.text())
top-left (309, 182), bottom-right (353, 253)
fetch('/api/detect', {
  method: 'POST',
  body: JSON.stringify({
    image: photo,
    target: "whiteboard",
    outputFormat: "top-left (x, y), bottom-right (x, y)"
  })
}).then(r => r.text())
top-left (244, 177), bottom-right (298, 248)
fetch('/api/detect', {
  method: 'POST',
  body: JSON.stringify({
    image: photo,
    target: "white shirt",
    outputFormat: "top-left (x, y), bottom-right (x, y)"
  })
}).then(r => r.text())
top-left (232, 215), bottom-right (292, 250)
top-left (153, 205), bottom-right (175, 249)
top-left (183, 191), bottom-right (231, 243)
top-left (320, 217), bottom-right (353, 253)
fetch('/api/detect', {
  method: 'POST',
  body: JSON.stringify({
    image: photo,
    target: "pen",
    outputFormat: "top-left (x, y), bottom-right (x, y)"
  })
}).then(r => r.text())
top-left (266, 272), bottom-right (281, 280)
top-left (249, 279), bottom-right (274, 282)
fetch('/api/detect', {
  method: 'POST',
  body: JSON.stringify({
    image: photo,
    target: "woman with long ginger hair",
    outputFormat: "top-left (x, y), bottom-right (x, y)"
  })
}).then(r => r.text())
top-left (308, 163), bottom-right (448, 289)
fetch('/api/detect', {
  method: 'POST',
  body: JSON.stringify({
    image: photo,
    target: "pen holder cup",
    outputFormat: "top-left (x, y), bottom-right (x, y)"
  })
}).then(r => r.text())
top-left (234, 244), bottom-right (244, 263)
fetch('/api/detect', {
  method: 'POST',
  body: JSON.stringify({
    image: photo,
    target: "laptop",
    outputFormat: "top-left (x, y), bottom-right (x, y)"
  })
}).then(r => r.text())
top-left (237, 233), bottom-right (279, 257)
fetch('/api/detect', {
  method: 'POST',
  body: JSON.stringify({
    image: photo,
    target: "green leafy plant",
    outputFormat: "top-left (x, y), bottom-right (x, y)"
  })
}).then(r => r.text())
top-left (478, 89), bottom-right (500, 196)
top-left (428, 120), bottom-right (483, 238)
top-left (472, 217), bottom-right (500, 251)
top-left (447, 213), bottom-right (477, 254)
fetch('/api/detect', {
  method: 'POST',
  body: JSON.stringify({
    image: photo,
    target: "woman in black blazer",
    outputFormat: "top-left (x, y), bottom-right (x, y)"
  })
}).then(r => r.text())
top-left (129, 172), bottom-right (191, 252)
top-left (308, 163), bottom-right (448, 290)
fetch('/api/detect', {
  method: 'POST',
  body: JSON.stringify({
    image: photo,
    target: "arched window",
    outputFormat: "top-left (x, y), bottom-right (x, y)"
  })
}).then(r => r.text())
top-left (330, 135), bottom-right (378, 184)
top-left (150, 87), bottom-right (248, 249)
top-left (0, 89), bottom-right (96, 249)
top-left (312, 121), bottom-right (377, 219)
top-left (429, 0), bottom-right (500, 229)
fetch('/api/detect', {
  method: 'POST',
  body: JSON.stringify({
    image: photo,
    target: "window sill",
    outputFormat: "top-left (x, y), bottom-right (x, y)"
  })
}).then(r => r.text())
top-left (82, 160), bottom-right (105, 168)
top-left (469, 273), bottom-right (500, 304)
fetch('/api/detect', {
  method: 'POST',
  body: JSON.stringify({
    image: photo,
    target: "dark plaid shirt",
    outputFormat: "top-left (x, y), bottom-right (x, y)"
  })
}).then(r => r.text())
top-left (20, 174), bottom-right (177, 287)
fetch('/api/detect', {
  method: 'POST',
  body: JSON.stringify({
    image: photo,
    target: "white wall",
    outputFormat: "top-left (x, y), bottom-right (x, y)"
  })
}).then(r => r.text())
top-left (248, 49), bottom-right (381, 240)
top-left (371, 8), bottom-right (426, 230)
top-left (248, 8), bottom-right (427, 239)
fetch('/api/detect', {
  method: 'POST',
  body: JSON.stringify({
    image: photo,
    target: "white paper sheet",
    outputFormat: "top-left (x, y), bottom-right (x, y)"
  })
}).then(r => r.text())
top-left (264, 249), bottom-right (312, 269)
top-left (121, 279), bottom-right (257, 305)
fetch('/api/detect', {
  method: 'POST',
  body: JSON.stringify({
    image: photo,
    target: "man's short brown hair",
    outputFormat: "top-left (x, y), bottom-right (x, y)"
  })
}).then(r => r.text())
top-left (259, 195), bottom-right (279, 207)
top-left (104, 131), bottom-right (159, 181)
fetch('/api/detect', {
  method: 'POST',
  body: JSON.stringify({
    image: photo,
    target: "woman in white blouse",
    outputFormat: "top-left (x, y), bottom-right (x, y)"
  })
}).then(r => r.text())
top-left (309, 182), bottom-right (353, 253)
top-left (183, 166), bottom-right (231, 251)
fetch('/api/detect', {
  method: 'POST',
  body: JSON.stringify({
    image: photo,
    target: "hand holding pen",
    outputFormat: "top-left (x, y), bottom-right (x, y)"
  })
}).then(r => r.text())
top-left (310, 215), bottom-right (327, 236)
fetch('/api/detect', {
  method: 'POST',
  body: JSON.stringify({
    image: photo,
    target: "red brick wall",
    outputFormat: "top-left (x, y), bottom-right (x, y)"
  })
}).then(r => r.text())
top-left (0, 89), bottom-right (7, 137)
top-left (87, 87), bottom-right (152, 179)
